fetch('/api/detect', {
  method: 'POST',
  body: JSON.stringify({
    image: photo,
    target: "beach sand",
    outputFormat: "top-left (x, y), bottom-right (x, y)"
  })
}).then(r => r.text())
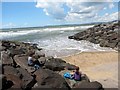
top-left (61, 51), bottom-right (118, 88)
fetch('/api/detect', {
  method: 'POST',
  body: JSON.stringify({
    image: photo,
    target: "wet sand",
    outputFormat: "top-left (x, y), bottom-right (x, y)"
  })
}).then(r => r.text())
top-left (61, 51), bottom-right (118, 88)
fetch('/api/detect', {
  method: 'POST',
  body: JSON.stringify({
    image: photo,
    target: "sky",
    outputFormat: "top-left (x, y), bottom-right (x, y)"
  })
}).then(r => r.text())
top-left (1, 0), bottom-right (119, 28)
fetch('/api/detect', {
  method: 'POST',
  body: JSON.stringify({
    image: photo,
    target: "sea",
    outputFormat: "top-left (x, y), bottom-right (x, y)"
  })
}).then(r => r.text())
top-left (0, 25), bottom-right (114, 57)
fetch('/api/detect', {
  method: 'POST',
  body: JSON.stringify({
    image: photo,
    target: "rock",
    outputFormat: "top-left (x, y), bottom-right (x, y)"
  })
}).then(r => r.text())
top-left (9, 49), bottom-right (25, 58)
top-left (100, 40), bottom-right (109, 47)
top-left (45, 56), bottom-right (54, 61)
top-left (106, 42), bottom-right (117, 48)
top-left (0, 65), bottom-right (2, 74)
top-left (5, 74), bottom-right (22, 88)
top-left (65, 63), bottom-right (76, 70)
top-left (0, 41), bottom-right (6, 51)
top-left (44, 58), bottom-right (66, 71)
top-left (2, 75), bottom-right (16, 89)
top-left (68, 21), bottom-right (119, 49)
top-left (38, 57), bottom-right (46, 66)
top-left (3, 66), bottom-right (22, 87)
top-left (107, 33), bottom-right (118, 41)
top-left (0, 75), bottom-right (4, 89)
top-left (35, 50), bottom-right (45, 57)
top-left (33, 69), bottom-right (70, 89)
top-left (2, 41), bottom-right (11, 49)
top-left (1, 51), bottom-right (13, 66)
top-left (16, 67), bottom-right (36, 89)
top-left (73, 81), bottom-right (103, 90)
top-left (68, 36), bottom-right (75, 39)
top-left (14, 55), bottom-right (35, 73)
top-left (3, 66), bottom-right (35, 89)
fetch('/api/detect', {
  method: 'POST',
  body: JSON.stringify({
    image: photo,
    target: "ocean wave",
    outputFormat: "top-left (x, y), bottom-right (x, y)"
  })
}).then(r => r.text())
top-left (34, 37), bottom-right (114, 57)
top-left (0, 25), bottom-right (94, 39)
top-left (0, 29), bottom-right (42, 39)
top-left (35, 36), bottom-right (114, 52)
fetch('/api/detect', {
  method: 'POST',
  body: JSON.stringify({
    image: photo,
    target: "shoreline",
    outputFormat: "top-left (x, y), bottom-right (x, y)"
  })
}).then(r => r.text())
top-left (60, 50), bottom-right (117, 58)
top-left (62, 51), bottom-right (118, 88)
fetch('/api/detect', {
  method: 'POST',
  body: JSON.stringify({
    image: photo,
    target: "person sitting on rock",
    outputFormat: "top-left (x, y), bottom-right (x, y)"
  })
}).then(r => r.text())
top-left (28, 52), bottom-right (35, 66)
top-left (71, 66), bottom-right (81, 81)
top-left (28, 52), bottom-right (40, 70)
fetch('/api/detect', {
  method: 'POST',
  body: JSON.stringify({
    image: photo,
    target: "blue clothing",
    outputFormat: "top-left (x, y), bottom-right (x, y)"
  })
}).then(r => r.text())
top-left (34, 64), bottom-right (40, 70)
top-left (63, 72), bottom-right (73, 79)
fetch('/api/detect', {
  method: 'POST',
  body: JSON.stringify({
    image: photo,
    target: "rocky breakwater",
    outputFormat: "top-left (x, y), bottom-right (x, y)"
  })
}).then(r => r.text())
top-left (68, 21), bottom-right (119, 50)
top-left (0, 40), bottom-right (103, 89)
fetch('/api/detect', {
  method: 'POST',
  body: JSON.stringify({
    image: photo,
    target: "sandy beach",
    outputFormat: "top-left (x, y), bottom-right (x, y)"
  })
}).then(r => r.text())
top-left (62, 51), bottom-right (118, 88)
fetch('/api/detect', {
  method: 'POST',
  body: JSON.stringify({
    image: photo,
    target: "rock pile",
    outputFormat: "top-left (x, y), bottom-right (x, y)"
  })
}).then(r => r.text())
top-left (68, 21), bottom-right (119, 50)
top-left (1, 40), bottom-right (103, 89)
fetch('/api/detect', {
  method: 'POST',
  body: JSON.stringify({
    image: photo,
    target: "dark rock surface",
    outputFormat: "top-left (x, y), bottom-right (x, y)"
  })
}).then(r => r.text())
top-left (44, 57), bottom-right (76, 71)
top-left (1, 51), bottom-right (13, 66)
top-left (3, 66), bottom-right (35, 89)
top-left (44, 58), bottom-right (66, 71)
top-left (65, 63), bottom-right (76, 70)
top-left (68, 21), bottom-right (119, 50)
top-left (33, 69), bottom-right (70, 89)
top-left (73, 81), bottom-right (103, 90)
top-left (14, 55), bottom-right (35, 73)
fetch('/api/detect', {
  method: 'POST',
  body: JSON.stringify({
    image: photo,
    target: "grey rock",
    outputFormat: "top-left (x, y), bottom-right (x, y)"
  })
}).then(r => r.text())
top-left (1, 51), bottom-right (13, 66)
top-left (73, 81), bottom-right (103, 90)
top-left (44, 58), bottom-right (66, 71)
top-left (14, 55), bottom-right (35, 73)
top-left (33, 69), bottom-right (70, 89)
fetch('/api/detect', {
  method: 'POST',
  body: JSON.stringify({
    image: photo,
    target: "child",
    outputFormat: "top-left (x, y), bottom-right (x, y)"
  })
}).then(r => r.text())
top-left (28, 52), bottom-right (34, 66)
top-left (28, 52), bottom-right (40, 70)
top-left (72, 66), bottom-right (81, 81)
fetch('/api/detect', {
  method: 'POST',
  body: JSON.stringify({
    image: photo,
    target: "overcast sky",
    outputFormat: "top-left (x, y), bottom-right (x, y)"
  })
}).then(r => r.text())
top-left (1, 0), bottom-right (119, 28)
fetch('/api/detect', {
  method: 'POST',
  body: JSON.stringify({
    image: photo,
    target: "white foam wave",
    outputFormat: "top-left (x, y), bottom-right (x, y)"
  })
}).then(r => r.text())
top-left (0, 25), bottom-right (94, 39)
top-left (43, 25), bottom-right (94, 32)
top-left (33, 36), bottom-right (114, 57)
top-left (0, 29), bottom-right (42, 39)
top-left (74, 25), bottom-right (94, 30)
top-left (43, 27), bottom-right (75, 31)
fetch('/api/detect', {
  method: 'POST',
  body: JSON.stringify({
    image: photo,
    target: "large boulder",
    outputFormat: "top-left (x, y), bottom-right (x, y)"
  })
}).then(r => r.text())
top-left (0, 65), bottom-right (2, 74)
top-left (38, 57), bottom-right (46, 67)
top-left (2, 75), bottom-right (17, 89)
top-left (14, 55), bottom-right (35, 73)
top-left (35, 50), bottom-right (45, 57)
top-left (0, 41), bottom-right (6, 51)
top-left (1, 41), bottom-right (11, 49)
top-left (3, 66), bottom-right (20, 76)
top-left (9, 48), bottom-right (26, 58)
top-left (3, 66), bottom-right (23, 88)
top-left (44, 57), bottom-right (77, 71)
top-left (44, 58), bottom-right (66, 71)
top-left (3, 66), bottom-right (35, 89)
top-left (33, 69), bottom-right (70, 89)
top-left (73, 81), bottom-right (103, 90)
top-left (1, 51), bottom-right (13, 66)
top-left (16, 67), bottom-right (36, 89)
top-left (4, 74), bottom-right (22, 89)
